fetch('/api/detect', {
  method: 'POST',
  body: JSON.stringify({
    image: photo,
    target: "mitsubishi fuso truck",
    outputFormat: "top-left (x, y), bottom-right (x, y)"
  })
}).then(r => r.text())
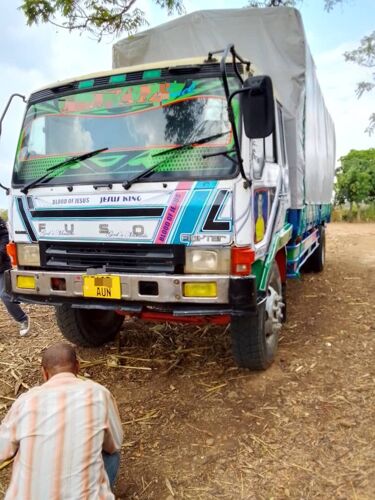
top-left (2, 7), bottom-right (335, 369)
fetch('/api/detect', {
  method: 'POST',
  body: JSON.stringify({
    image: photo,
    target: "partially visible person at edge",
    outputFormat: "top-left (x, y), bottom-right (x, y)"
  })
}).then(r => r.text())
top-left (0, 342), bottom-right (124, 499)
top-left (0, 216), bottom-right (30, 336)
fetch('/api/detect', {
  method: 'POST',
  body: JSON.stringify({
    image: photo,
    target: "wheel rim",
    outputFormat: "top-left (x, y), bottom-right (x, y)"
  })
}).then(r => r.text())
top-left (264, 269), bottom-right (283, 350)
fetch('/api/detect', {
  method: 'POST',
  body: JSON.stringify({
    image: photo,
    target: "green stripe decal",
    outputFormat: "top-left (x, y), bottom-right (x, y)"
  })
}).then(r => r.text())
top-left (109, 74), bottom-right (126, 84)
top-left (259, 223), bottom-right (293, 291)
top-left (143, 69), bottom-right (161, 80)
top-left (252, 260), bottom-right (264, 288)
top-left (78, 79), bottom-right (95, 89)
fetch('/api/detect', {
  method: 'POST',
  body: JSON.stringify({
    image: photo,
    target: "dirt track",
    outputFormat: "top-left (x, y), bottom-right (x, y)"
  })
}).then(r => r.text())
top-left (0, 223), bottom-right (374, 499)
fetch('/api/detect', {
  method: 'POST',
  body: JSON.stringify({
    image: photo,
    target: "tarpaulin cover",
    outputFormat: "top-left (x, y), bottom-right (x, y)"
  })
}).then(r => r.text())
top-left (113, 7), bottom-right (335, 208)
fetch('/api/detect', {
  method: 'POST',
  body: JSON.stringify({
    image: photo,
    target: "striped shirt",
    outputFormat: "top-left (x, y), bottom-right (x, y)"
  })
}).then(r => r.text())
top-left (0, 372), bottom-right (123, 499)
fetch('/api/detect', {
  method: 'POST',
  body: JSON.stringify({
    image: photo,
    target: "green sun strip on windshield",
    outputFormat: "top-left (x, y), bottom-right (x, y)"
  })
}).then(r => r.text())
top-left (24, 79), bottom-right (226, 122)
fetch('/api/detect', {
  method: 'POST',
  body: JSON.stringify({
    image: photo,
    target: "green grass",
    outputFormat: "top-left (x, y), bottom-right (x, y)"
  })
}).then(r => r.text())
top-left (332, 204), bottom-right (375, 222)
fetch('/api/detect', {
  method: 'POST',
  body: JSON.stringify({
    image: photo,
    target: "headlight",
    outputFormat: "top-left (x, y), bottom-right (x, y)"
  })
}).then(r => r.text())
top-left (185, 248), bottom-right (230, 274)
top-left (16, 243), bottom-right (40, 266)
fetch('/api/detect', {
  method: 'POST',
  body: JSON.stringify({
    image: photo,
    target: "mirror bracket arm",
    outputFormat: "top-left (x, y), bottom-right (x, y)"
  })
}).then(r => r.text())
top-left (216, 44), bottom-right (252, 186)
top-left (0, 183), bottom-right (10, 195)
top-left (0, 93), bottom-right (27, 137)
top-left (227, 87), bottom-right (253, 186)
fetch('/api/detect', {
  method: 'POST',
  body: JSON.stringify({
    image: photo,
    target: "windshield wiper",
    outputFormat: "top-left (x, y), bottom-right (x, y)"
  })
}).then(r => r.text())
top-left (202, 147), bottom-right (238, 165)
top-left (122, 131), bottom-right (230, 190)
top-left (20, 147), bottom-right (108, 194)
top-left (151, 131), bottom-right (230, 158)
top-left (122, 156), bottom-right (168, 190)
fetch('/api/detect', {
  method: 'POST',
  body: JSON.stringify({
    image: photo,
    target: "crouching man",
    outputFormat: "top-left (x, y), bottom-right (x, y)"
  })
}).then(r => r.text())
top-left (0, 342), bottom-right (123, 499)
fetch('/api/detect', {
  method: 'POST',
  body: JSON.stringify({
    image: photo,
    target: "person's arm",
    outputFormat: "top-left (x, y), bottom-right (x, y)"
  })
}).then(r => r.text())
top-left (103, 391), bottom-right (123, 454)
top-left (0, 401), bottom-right (20, 463)
top-left (0, 220), bottom-right (9, 262)
top-left (0, 233), bottom-right (7, 261)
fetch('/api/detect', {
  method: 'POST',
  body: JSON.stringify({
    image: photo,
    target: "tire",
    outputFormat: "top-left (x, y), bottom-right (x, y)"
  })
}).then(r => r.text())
top-left (308, 225), bottom-right (326, 273)
top-left (281, 282), bottom-right (287, 323)
top-left (231, 262), bottom-right (284, 370)
top-left (55, 305), bottom-right (124, 347)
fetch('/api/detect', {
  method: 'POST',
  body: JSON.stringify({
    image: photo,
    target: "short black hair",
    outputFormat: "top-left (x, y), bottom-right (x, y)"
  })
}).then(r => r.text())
top-left (41, 342), bottom-right (77, 372)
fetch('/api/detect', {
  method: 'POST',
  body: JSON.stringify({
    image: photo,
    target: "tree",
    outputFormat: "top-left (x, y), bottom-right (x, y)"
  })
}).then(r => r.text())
top-left (20, 0), bottom-right (184, 40)
top-left (248, 0), bottom-right (297, 5)
top-left (0, 209), bottom-right (8, 222)
top-left (344, 31), bottom-right (375, 134)
top-left (248, 1), bottom-right (345, 10)
top-left (335, 149), bottom-right (375, 217)
top-left (248, 0), bottom-right (374, 134)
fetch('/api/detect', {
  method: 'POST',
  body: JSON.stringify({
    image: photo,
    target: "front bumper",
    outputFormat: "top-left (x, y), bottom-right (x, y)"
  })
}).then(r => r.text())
top-left (6, 268), bottom-right (258, 317)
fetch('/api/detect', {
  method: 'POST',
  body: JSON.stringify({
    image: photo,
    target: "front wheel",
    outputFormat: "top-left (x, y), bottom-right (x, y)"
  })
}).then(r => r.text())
top-left (231, 262), bottom-right (284, 370)
top-left (55, 305), bottom-right (124, 347)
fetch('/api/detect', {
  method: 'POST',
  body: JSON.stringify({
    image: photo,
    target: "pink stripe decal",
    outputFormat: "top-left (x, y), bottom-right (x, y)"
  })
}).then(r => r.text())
top-left (155, 182), bottom-right (192, 243)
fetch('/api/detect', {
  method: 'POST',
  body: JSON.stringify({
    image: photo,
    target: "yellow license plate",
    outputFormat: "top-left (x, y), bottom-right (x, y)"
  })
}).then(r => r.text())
top-left (83, 275), bottom-right (121, 300)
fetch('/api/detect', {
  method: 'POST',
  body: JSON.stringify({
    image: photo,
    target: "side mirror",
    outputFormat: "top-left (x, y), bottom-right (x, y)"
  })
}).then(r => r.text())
top-left (240, 76), bottom-right (275, 139)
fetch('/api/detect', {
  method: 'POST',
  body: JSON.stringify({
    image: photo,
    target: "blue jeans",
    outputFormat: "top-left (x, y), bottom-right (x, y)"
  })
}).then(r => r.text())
top-left (0, 272), bottom-right (27, 323)
top-left (103, 451), bottom-right (120, 489)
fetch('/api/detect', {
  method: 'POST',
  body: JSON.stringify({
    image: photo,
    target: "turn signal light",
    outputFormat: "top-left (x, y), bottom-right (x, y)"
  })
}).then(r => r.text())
top-left (6, 242), bottom-right (17, 267)
top-left (231, 247), bottom-right (255, 275)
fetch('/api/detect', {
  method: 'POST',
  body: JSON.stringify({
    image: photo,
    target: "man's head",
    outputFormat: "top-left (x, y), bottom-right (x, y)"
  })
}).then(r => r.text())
top-left (41, 342), bottom-right (79, 381)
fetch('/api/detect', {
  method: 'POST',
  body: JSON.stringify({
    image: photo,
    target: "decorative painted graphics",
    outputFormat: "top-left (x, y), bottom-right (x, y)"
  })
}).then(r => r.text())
top-left (58, 81), bottom-right (198, 114)
top-left (14, 77), bottom-right (239, 187)
top-left (155, 182), bottom-right (192, 243)
top-left (15, 184), bottom-right (233, 245)
top-left (179, 184), bottom-right (232, 245)
top-left (254, 189), bottom-right (269, 243)
top-left (32, 192), bottom-right (171, 209)
top-left (36, 220), bottom-right (161, 241)
top-left (202, 190), bottom-right (231, 231)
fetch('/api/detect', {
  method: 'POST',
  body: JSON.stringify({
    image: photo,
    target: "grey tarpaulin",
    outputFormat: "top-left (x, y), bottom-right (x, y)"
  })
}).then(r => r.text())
top-left (113, 7), bottom-right (335, 208)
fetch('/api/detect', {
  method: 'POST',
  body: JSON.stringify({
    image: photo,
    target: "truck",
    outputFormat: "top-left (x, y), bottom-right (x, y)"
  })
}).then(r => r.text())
top-left (2, 7), bottom-right (335, 369)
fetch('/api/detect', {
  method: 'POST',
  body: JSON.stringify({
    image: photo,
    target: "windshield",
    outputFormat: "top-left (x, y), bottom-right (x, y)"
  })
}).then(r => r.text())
top-left (13, 77), bottom-right (240, 187)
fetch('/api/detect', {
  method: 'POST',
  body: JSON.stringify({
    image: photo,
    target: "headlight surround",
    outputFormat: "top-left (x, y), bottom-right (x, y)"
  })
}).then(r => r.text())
top-left (185, 248), bottom-right (230, 274)
top-left (16, 243), bottom-right (41, 267)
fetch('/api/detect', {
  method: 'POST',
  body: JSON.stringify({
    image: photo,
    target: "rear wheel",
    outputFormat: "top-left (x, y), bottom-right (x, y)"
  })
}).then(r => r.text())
top-left (308, 225), bottom-right (326, 273)
top-left (55, 305), bottom-right (124, 347)
top-left (231, 262), bottom-right (284, 369)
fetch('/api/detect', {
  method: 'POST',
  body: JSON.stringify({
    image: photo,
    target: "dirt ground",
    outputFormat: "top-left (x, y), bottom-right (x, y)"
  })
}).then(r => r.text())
top-left (0, 222), bottom-right (374, 499)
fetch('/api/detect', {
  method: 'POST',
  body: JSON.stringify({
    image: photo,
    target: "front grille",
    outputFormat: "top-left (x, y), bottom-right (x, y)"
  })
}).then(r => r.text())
top-left (39, 242), bottom-right (185, 274)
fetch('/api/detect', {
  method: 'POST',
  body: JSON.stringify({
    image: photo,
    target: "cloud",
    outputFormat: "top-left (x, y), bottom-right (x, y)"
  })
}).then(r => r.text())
top-left (0, 2), bottom-right (53, 72)
top-left (314, 42), bottom-right (374, 159)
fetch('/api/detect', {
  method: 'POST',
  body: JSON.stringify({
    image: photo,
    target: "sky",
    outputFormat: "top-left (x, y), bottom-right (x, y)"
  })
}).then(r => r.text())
top-left (0, 0), bottom-right (374, 207)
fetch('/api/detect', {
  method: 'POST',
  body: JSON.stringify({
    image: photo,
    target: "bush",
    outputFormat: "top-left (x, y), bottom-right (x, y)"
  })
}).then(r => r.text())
top-left (332, 204), bottom-right (375, 222)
